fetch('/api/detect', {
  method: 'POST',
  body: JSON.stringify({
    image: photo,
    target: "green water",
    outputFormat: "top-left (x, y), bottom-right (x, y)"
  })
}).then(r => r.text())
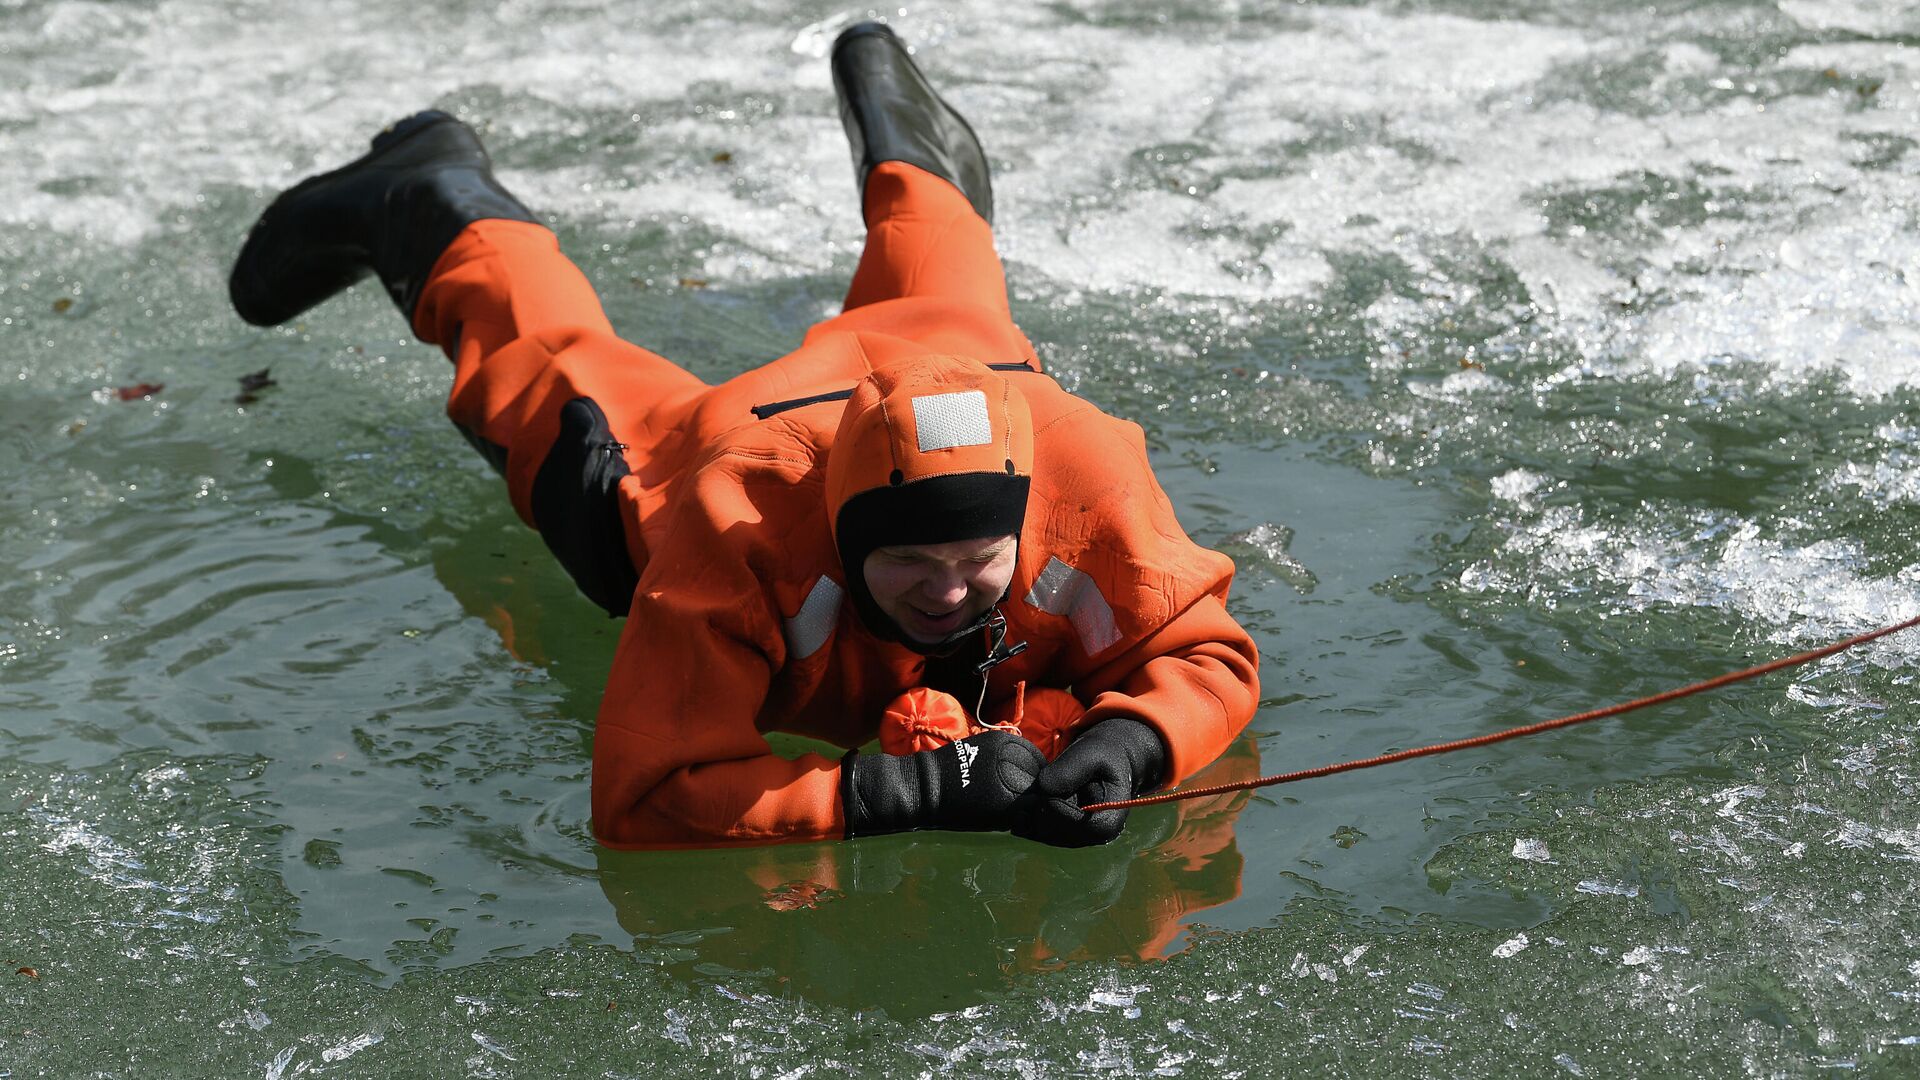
top-left (4, 0), bottom-right (1920, 1075)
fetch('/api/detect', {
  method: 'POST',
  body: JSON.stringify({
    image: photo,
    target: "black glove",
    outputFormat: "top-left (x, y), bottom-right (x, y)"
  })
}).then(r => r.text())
top-left (842, 730), bottom-right (1046, 838)
top-left (1016, 717), bottom-right (1168, 848)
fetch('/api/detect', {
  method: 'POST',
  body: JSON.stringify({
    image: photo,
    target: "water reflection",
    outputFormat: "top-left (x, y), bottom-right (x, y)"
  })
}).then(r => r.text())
top-left (594, 739), bottom-right (1261, 1016)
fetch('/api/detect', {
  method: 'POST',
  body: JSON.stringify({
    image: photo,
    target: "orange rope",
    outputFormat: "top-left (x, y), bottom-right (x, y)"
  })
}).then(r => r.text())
top-left (1084, 613), bottom-right (1920, 812)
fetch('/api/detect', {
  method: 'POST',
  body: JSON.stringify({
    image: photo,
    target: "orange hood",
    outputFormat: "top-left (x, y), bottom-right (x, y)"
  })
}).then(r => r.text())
top-left (826, 355), bottom-right (1034, 646)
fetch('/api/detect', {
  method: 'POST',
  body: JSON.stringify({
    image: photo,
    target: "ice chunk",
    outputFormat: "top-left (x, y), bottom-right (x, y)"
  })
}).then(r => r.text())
top-left (1512, 838), bottom-right (1551, 862)
top-left (321, 1033), bottom-right (383, 1063)
top-left (1494, 934), bottom-right (1530, 959)
top-left (1491, 470), bottom-right (1548, 504)
top-left (1221, 522), bottom-right (1317, 594)
top-left (471, 1032), bottom-right (516, 1061)
top-left (1090, 985), bottom-right (1146, 1019)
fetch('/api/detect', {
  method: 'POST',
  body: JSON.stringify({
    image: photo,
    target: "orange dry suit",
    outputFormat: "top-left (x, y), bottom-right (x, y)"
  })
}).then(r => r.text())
top-left (409, 161), bottom-right (1261, 848)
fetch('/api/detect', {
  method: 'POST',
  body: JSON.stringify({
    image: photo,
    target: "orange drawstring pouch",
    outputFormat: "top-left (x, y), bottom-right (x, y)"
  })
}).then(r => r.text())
top-left (877, 687), bottom-right (980, 755)
top-left (984, 683), bottom-right (1083, 761)
top-left (878, 684), bottom-right (1087, 759)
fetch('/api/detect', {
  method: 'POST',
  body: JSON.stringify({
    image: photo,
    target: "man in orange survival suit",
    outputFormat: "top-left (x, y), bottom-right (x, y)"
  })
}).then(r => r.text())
top-left (228, 23), bottom-right (1259, 849)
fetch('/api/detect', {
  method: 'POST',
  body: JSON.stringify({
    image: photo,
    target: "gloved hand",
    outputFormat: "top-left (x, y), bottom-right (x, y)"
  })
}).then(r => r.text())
top-left (1016, 717), bottom-right (1168, 847)
top-left (842, 730), bottom-right (1046, 838)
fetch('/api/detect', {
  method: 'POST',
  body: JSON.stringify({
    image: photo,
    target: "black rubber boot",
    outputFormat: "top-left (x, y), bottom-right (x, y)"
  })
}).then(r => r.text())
top-left (830, 22), bottom-right (993, 224)
top-left (229, 110), bottom-right (540, 327)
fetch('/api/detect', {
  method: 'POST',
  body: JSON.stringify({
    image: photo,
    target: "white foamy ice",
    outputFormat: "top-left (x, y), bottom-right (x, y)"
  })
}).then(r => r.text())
top-left (321, 1033), bottom-right (384, 1063)
top-left (1493, 933), bottom-right (1531, 959)
top-left (1490, 470), bottom-right (1549, 505)
top-left (1609, 196), bottom-right (1920, 398)
top-left (1409, 368), bottom-right (1510, 401)
top-left (1008, 188), bottom-right (1335, 301)
top-left (1512, 837), bottom-right (1552, 862)
top-left (1000, 8), bottom-right (1594, 301)
top-left (1462, 504), bottom-right (1920, 661)
top-left (1820, 449), bottom-right (1920, 507)
top-left (1086, 983), bottom-right (1147, 1019)
top-left (1777, 0), bottom-right (1920, 35)
top-left (1620, 944), bottom-right (1690, 969)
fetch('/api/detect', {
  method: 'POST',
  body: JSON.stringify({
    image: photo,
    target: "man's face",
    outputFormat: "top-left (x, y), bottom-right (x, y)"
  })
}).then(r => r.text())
top-left (862, 534), bottom-right (1019, 644)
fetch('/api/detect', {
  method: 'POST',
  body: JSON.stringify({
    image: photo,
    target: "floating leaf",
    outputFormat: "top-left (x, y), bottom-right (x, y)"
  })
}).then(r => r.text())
top-left (16, 967), bottom-right (38, 979)
top-left (236, 367), bottom-right (277, 405)
top-left (115, 382), bottom-right (164, 401)
top-left (678, 277), bottom-right (709, 289)
top-left (51, 297), bottom-right (73, 313)
top-left (711, 150), bottom-right (734, 164)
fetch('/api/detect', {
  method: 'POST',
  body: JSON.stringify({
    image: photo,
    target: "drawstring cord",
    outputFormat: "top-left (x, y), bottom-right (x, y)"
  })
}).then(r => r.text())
top-left (972, 608), bottom-right (1029, 725)
top-left (1084, 613), bottom-right (1920, 813)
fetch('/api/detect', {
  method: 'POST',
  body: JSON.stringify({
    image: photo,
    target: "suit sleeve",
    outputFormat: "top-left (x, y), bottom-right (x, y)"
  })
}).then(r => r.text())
top-left (588, 460), bottom-right (846, 850)
top-left (1073, 592), bottom-right (1259, 786)
top-left (1029, 411), bottom-right (1261, 786)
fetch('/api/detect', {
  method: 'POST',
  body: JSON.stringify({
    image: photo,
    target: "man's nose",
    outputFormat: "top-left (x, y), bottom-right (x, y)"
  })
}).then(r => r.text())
top-left (923, 566), bottom-right (969, 607)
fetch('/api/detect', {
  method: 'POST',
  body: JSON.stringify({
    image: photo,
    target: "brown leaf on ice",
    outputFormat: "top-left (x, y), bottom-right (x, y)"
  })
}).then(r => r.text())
top-left (115, 382), bottom-right (164, 401)
top-left (678, 277), bottom-right (709, 289)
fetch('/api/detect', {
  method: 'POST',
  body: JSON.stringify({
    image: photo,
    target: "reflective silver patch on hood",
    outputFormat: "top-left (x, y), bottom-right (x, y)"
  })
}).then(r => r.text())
top-left (911, 390), bottom-right (993, 452)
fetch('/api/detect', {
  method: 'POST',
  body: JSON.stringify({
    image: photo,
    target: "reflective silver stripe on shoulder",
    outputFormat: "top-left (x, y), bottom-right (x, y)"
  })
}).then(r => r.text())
top-left (784, 576), bottom-right (843, 660)
top-left (1024, 557), bottom-right (1121, 656)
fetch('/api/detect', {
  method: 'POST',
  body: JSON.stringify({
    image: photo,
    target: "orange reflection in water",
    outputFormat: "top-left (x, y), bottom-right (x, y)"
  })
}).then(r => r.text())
top-left (594, 738), bottom-right (1261, 1014)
